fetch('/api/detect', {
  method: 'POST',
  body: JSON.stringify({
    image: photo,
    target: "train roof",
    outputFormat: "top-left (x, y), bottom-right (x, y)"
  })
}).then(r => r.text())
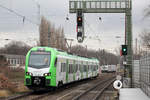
top-left (29, 46), bottom-right (99, 63)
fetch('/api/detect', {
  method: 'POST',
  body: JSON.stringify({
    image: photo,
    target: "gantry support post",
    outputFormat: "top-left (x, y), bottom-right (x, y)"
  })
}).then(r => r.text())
top-left (125, 9), bottom-right (133, 87)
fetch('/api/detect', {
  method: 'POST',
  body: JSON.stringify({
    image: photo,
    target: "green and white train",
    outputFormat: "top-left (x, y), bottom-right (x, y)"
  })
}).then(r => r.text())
top-left (25, 47), bottom-right (100, 90)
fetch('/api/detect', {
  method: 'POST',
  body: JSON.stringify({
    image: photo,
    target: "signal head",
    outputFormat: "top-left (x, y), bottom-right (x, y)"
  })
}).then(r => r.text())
top-left (121, 45), bottom-right (127, 55)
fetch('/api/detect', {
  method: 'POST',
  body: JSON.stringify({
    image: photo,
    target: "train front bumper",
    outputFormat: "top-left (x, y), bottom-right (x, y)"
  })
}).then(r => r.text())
top-left (25, 76), bottom-right (51, 87)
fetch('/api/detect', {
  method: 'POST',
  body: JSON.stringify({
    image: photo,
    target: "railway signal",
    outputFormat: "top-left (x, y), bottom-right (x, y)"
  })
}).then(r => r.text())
top-left (122, 45), bottom-right (127, 55)
top-left (76, 10), bottom-right (84, 43)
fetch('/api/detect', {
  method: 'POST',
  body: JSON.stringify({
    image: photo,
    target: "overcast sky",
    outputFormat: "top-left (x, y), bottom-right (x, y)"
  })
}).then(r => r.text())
top-left (0, 0), bottom-right (150, 53)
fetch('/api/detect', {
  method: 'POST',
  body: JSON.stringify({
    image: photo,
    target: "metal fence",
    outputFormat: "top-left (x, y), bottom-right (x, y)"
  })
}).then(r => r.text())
top-left (140, 55), bottom-right (150, 97)
top-left (132, 60), bottom-right (140, 88)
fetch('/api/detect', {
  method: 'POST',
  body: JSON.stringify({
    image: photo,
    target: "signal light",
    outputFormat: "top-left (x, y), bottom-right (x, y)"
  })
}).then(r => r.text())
top-left (78, 17), bottom-right (81, 21)
top-left (77, 16), bottom-right (82, 26)
top-left (122, 45), bottom-right (127, 55)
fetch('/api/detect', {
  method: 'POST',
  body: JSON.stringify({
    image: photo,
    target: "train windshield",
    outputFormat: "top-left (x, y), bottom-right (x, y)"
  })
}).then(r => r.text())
top-left (28, 51), bottom-right (51, 69)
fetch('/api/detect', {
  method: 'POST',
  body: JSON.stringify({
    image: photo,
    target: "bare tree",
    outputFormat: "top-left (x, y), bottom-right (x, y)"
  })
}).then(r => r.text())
top-left (39, 16), bottom-right (67, 51)
top-left (71, 45), bottom-right (119, 65)
top-left (39, 16), bottom-right (50, 46)
top-left (139, 5), bottom-right (150, 51)
top-left (140, 30), bottom-right (150, 49)
top-left (144, 5), bottom-right (150, 17)
top-left (0, 41), bottom-right (31, 55)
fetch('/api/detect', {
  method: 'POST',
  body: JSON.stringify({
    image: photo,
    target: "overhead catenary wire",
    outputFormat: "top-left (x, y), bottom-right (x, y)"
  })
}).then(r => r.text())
top-left (0, 4), bottom-right (39, 26)
top-left (84, 19), bottom-right (101, 43)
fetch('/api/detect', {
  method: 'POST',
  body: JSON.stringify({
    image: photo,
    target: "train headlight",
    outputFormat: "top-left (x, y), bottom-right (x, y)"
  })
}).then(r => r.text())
top-left (43, 73), bottom-right (51, 76)
top-left (26, 72), bottom-right (33, 76)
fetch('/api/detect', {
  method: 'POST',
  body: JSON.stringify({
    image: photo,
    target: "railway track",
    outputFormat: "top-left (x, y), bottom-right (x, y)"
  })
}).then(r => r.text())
top-left (3, 92), bottom-right (33, 100)
top-left (1, 74), bottom-right (116, 100)
top-left (3, 90), bottom-right (52, 100)
top-left (2, 78), bottom-right (97, 100)
top-left (72, 76), bottom-right (116, 100)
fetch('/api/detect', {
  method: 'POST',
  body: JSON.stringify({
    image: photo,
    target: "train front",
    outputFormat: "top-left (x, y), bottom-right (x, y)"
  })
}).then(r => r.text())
top-left (24, 47), bottom-right (56, 90)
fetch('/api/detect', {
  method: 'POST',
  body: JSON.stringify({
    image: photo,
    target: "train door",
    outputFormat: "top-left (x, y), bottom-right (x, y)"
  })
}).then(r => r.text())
top-left (68, 59), bottom-right (74, 83)
top-left (75, 60), bottom-right (79, 81)
top-left (83, 61), bottom-right (87, 79)
top-left (73, 60), bottom-right (75, 81)
top-left (57, 57), bottom-right (67, 84)
top-left (77, 60), bottom-right (82, 80)
top-left (88, 62), bottom-right (91, 78)
top-left (93, 63), bottom-right (96, 76)
top-left (86, 61), bottom-right (88, 78)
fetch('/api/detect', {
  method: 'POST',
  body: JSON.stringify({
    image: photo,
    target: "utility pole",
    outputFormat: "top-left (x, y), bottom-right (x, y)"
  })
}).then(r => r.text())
top-left (48, 26), bottom-right (50, 47)
top-left (32, 0), bottom-right (41, 25)
top-left (85, 45), bottom-right (87, 57)
top-left (135, 38), bottom-right (137, 55)
top-left (37, 3), bottom-right (41, 25)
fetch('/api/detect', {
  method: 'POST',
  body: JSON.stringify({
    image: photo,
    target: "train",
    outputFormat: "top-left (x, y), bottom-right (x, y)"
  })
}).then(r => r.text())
top-left (24, 47), bottom-right (100, 90)
top-left (101, 65), bottom-right (117, 73)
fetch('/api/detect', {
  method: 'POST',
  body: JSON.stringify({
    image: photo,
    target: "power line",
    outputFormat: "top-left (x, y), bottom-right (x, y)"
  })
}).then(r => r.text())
top-left (0, 4), bottom-right (39, 26)
top-left (84, 19), bottom-right (101, 42)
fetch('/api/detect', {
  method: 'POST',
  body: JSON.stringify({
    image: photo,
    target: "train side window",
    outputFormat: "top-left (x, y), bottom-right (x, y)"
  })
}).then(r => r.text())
top-left (69, 64), bottom-right (71, 73)
top-left (76, 64), bottom-right (78, 72)
top-left (71, 64), bottom-right (72, 73)
top-left (79, 64), bottom-right (81, 72)
top-left (92, 65), bottom-right (94, 71)
top-left (68, 64), bottom-right (70, 73)
top-left (61, 63), bottom-right (66, 72)
top-left (70, 64), bottom-right (72, 73)
top-left (84, 65), bottom-right (86, 72)
top-left (80, 64), bottom-right (83, 72)
top-left (73, 64), bottom-right (76, 73)
top-left (64, 63), bottom-right (66, 72)
top-left (71, 64), bottom-right (73, 73)
top-left (61, 63), bottom-right (63, 72)
top-left (74, 64), bottom-right (76, 72)
top-left (72, 64), bottom-right (74, 73)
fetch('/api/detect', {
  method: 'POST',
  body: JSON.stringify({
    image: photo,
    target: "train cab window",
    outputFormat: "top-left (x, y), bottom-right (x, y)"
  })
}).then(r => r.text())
top-left (28, 52), bottom-right (51, 69)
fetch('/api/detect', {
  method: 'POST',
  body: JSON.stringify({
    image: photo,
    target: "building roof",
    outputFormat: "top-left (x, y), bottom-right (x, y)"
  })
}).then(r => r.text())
top-left (0, 54), bottom-right (25, 59)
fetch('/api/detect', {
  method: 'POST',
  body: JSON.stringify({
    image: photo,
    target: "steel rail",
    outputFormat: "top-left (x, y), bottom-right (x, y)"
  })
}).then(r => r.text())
top-left (72, 76), bottom-right (116, 100)
top-left (5, 92), bottom-right (33, 100)
top-left (93, 78), bottom-right (115, 100)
